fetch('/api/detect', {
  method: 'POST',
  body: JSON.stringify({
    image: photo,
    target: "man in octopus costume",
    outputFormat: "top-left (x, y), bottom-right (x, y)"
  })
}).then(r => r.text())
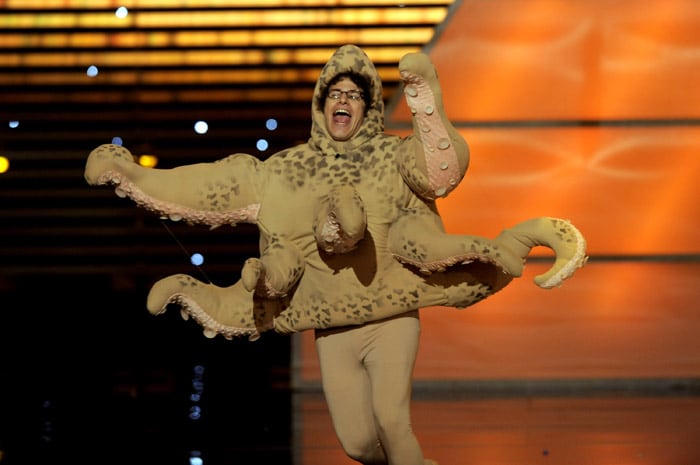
top-left (85, 45), bottom-right (587, 464)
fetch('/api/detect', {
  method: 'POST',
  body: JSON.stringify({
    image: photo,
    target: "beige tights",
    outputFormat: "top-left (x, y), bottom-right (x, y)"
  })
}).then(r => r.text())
top-left (315, 311), bottom-right (427, 465)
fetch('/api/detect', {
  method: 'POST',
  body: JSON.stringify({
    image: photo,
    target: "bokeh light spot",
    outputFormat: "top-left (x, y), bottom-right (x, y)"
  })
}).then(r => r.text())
top-left (138, 154), bottom-right (158, 168)
top-left (190, 253), bottom-right (204, 266)
top-left (194, 121), bottom-right (208, 134)
top-left (256, 139), bottom-right (269, 152)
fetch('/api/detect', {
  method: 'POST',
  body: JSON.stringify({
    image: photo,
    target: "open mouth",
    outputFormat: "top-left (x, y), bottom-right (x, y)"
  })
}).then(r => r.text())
top-left (333, 108), bottom-right (351, 123)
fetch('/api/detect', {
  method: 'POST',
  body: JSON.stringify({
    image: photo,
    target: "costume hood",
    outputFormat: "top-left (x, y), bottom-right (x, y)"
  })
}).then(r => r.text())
top-left (309, 44), bottom-right (385, 157)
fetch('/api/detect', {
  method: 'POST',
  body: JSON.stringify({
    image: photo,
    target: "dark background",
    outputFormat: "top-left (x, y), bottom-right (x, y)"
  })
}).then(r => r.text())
top-left (0, 3), bottom-right (440, 462)
top-left (0, 274), bottom-right (293, 464)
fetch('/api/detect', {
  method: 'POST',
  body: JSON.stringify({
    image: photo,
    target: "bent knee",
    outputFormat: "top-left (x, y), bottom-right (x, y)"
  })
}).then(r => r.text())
top-left (339, 437), bottom-right (381, 463)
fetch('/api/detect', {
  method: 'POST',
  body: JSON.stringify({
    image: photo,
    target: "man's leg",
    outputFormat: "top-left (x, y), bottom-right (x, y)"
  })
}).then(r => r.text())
top-left (316, 327), bottom-right (387, 464)
top-left (364, 312), bottom-right (425, 465)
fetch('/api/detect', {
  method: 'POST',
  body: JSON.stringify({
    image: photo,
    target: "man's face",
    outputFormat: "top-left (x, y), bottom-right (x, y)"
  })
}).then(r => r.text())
top-left (323, 77), bottom-right (366, 142)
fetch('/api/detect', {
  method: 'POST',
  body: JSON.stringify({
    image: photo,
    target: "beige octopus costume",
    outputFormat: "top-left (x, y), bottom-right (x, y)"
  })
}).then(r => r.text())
top-left (84, 45), bottom-right (587, 341)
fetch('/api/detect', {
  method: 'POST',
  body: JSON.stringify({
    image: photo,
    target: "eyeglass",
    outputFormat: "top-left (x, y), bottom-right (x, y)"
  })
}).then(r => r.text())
top-left (328, 89), bottom-right (364, 102)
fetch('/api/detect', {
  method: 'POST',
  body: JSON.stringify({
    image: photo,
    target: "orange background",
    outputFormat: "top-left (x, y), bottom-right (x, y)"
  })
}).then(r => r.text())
top-left (293, 0), bottom-right (700, 388)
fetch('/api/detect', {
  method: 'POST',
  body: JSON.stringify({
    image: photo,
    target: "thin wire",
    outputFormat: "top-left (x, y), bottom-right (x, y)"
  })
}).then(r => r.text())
top-left (159, 219), bottom-right (213, 284)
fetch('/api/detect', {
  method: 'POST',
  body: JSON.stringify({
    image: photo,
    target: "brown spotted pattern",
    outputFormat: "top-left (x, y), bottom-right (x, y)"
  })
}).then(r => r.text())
top-left (85, 45), bottom-right (587, 340)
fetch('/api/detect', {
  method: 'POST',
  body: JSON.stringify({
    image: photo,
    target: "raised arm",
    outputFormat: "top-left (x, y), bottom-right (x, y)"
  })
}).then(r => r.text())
top-left (84, 143), bottom-right (263, 227)
top-left (396, 52), bottom-right (469, 200)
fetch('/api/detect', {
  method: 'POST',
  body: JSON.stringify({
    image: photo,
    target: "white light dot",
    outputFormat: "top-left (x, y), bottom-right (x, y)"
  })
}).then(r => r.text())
top-left (190, 253), bottom-right (204, 266)
top-left (115, 6), bottom-right (129, 18)
top-left (9, 120), bottom-right (19, 129)
top-left (265, 118), bottom-right (278, 131)
top-left (194, 121), bottom-right (208, 134)
top-left (256, 139), bottom-right (269, 151)
top-left (86, 65), bottom-right (99, 77)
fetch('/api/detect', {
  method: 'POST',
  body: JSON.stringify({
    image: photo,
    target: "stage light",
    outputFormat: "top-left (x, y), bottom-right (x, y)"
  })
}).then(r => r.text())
top-left (138, 154), bottom-right (158, 168)
top-left (256, 139), bottom-right (269, 152)
top-left (194, 120), bottom-right (208, 134)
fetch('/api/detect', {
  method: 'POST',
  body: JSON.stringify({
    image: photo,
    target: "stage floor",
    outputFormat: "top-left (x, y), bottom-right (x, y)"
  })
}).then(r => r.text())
top-left (1, 366), bottom-right (699, 465)
top-left (294, 389), bottom-right (700, 465)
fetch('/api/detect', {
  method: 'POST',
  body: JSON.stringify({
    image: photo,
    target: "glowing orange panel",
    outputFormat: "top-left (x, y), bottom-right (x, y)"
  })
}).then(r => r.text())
top-left (296, 261), bottom-right (700, 384)
top-left (378, 126), bottom-right (700, 257)
top-left (385, 0), bottom-right (700, 257)
top-left (433, 126), bottom-right (700, 256)
top-left (390, 0), bottom-right (700, 122)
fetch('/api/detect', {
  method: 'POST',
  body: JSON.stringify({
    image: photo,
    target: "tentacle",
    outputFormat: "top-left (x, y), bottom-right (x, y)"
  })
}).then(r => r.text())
top-left (390, 209), bottom-right (587, 290)
top-left (85, 143), bottom-right (262, 228)
top-left (314, 184), bottom-right (367, 254)
top-left (241, 258), bottom-right (266, 293)
top-left (388, 204), bottom-right (522, 277)
top-left (397, 53), bottom-right (469, 200)
top-left (146, 274), bottom-right (280, 341)
top-left (426, 261), bottom-right (513, 308)
top-left (85, 143), bottom-right (138, 185)
top-left (241, 234), bottom-right (305, 298)
top-left (494, 217), bottom-right (588, 288)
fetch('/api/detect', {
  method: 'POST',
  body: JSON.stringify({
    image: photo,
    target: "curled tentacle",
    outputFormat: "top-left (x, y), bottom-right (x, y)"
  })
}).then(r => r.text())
top-left (241, 258), bottom-right (266, 294)
top-left (241, 235), bottom-right (305, 298)
top-left (147, 274), bottom-right (279, 341)
top-left (314, 185), bottom-right (367, 254)
top-left (388, 208), bottom-right (587, 292)
top-left (494, 217), bottom-right (588, 288)
top-left (85, 143), bottom-right (137, 186)
top-left (397, 52), bottom-right (469, 200)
